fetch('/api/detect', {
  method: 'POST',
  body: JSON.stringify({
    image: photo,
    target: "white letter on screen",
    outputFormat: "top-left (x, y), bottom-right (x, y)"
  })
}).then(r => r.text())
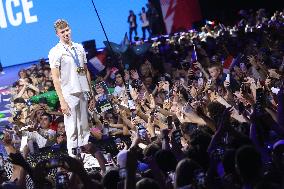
top-left (0, 0), bottom-right (8, 28)
top-left (6, 0), bottom-right (23, 26)
top-left (21, 0), bottom-right (37, 24)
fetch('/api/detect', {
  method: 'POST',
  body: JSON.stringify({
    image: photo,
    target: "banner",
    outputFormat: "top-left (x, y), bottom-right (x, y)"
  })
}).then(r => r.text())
top-left (160, 0), bottom-right (202, 34)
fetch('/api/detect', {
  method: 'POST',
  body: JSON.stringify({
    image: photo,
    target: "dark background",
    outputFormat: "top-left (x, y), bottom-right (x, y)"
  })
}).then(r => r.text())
top-left (198, 0), bottom-right (284, 24)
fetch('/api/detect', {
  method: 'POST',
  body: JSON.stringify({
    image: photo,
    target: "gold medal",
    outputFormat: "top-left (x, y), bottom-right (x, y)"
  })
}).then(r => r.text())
top-left (77, 67), bottom-right (86, 75)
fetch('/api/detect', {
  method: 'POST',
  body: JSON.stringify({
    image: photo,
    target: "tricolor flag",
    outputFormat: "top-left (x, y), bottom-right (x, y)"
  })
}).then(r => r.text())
top-left (223, 54), bottom-right (242, 74)
top-left (205, 20), bottom-right (215, 25)
top-left (88, 50), bottom-right (107, 75)
top-left (191, 45), bottom-right (198, 63)
top-left (222, 55), bottom-right (234, 74)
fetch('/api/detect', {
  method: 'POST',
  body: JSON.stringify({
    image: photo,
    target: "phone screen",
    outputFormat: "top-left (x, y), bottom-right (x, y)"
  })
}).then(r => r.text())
top-left (138, 124), bottom-right (147, 138)
top-left (167, 116), bottom-right (173, 129)
top-left (0, 132), bottom-right (4, 140)
top-left (172, 129), bottom-right (182, 144)
top-left (185, 123), bottom-right (197, 134)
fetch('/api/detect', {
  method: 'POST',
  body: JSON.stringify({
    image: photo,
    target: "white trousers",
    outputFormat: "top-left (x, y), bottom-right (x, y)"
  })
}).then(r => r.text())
top-left (64, 93), bottom-right (90, 156)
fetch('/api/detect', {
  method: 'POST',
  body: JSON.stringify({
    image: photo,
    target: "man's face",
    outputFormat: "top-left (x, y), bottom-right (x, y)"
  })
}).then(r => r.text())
top-left (95, 85), bottom-right (104, 95)
top-left (140, 64), bottom-right (150, 77)
top-left (115, 74), bottom-right (123, 85)
top-left (27, 90), bottom-right (35, 97)
top-left (40, 115), bottom-right (50, 129)
top-left (144, 77), bottom-right (153, 87)
top-left (208, 66), bottom-right (221, 80)
top-left (56, 26), bottom-right (72, 44)
top-left (15, 103), bottom-right (25, 110)
top-left (57, 122), bottom-right (65, 133)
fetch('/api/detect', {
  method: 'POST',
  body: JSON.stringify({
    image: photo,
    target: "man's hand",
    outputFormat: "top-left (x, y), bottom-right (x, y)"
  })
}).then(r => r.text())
top-left (60, 100), bottom-right (71, 116)
top-left (1, 132), bottom-right (12, 146)
top-left (268, 69), bottom-right (281, 79)
top-left (149, 94), bottom-right (156, 109)
top-left (193, 61), bottom-right (202, 69)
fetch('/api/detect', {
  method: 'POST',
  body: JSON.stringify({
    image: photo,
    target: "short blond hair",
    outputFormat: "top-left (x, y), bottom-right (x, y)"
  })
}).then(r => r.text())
top-left (54, 19), bottom-right (69, 32)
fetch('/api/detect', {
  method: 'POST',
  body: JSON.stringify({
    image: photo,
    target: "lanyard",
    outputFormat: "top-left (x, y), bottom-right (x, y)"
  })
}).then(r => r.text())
top-left (61, 42), bottom-right (81, 68)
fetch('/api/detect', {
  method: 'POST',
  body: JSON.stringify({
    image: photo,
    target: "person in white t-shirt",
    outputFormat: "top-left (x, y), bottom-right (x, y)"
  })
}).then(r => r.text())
top-left (139, 7), bottom-right (151, 40)
top-left (48, 19), bottom-right (94, 157)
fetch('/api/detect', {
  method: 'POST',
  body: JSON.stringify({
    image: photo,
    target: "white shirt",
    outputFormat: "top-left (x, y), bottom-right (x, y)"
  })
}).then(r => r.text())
top-left (48, 41), bottom-right (90, 96)
top-left (141, 12), bottom-right (149, 27)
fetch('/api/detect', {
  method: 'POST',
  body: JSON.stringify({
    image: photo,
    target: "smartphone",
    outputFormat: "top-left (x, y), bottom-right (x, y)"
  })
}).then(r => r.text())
top-left (238, 102), bottom-right (245, 115)
top-left (255, 88), bottom-right (266, 112)
top-left (172, 129), bottom-right (182, 144)
top-left (174, 119), bottom-right (181, 130)
top-left (56, 171), bottom-right (70, 188)
top-left (184, 123), bottom-right (197, 134)
top-left (0, 132), bottom-right (4, 140)
top-left (198, 77), bottom-right (204, 88)
top-left (167, 116), bottom-right (173, 129)
top-left (240, 63), bottom-right (246, 71)
top-left (208, 79), bottom-right (212, 85)
top-left (72, 147), bottom-right (82, 156)
top-left (137, 124), bottom-right (147, 139)
top-left (225, 73), bottom-right (230, 82)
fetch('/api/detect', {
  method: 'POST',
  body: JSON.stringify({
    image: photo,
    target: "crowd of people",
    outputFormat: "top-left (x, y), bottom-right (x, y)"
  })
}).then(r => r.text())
top-left (0, 7), bottom-right (284, 189)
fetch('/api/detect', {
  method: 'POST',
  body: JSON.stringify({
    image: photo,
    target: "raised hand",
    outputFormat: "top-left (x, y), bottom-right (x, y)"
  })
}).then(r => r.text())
top-left (149, 94), bottom-right (156, 109)
top-left (268, 69), bottom-right (281, 79)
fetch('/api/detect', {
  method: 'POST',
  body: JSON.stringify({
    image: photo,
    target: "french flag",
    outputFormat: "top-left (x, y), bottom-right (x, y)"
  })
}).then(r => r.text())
top-left (205, 20), bottom-right (215, 25)
top-left (191, 45), bottom-right (198, 63)
top-left (223, 54), bottom-right (242, 74)
top-left (88, 50), bottom-right (107, 75)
